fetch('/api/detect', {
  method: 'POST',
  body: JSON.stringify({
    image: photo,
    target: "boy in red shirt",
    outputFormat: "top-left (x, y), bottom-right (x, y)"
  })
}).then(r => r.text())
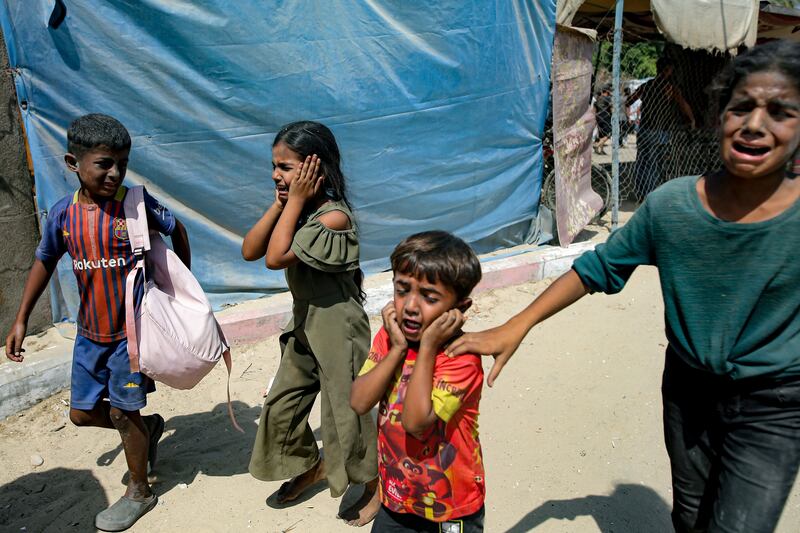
top-left (351, 231), bottom-right (485, 532)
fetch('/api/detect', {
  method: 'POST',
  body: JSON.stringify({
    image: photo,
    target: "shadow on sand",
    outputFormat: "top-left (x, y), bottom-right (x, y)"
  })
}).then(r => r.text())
top-left (505, 483), bottom-right (672, 532)
top-left (0, 467), bottom-right (109, 532)
top-left (97, 401), bottom-right (262, 493)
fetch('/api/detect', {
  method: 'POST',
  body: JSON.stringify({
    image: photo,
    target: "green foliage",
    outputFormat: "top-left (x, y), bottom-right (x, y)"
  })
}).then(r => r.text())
top-left (595, 42), bottom-right (662, 80)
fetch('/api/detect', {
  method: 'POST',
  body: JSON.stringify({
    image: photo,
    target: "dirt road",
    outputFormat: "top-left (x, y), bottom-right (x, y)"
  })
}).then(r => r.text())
top-left (2, 267), bottom-right (798, 532)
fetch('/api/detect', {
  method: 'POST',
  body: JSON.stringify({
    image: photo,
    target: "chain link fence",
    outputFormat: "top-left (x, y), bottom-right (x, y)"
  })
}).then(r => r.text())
top-left (541, 40), bottom-right (733, 223)
top-left (594, 42), bottom-right (730, 202)
top-left (620, 46), bottom-right (728, 201)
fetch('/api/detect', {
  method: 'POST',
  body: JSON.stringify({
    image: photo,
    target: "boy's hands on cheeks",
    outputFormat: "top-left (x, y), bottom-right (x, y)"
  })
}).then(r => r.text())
top-left (288, 154), bottom-right (323, 204)
top-left (402, 310), bottom-right (465, 437)
top-left (382, 302), bottom-right (408, 351)
top-left (420, 309), bottom-right (465, 352)
top-left (446, 323), bottom-right (525, 387)
top-left (349, 301), bottom-right (409, 416)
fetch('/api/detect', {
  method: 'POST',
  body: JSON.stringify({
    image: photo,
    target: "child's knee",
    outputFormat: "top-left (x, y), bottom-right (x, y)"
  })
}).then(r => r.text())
top-left (109, 406), bottom-right (131, 429)
top-left (69, 408), bottom-right (92, 426)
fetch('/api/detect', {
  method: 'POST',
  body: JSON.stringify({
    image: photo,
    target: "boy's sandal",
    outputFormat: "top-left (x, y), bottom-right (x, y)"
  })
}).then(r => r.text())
top-left (95, 494), bottom-right (158, 532)
top-left (146, 414), bottom-right (165, 474)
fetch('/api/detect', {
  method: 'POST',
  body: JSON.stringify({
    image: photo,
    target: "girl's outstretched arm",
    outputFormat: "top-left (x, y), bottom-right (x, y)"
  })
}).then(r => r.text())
top-left (241, 201), bottom-right (284, 261)
top-left (265, 155), bottom-right (322, 270)
top-left (445, 269), bottom-right (589, 387)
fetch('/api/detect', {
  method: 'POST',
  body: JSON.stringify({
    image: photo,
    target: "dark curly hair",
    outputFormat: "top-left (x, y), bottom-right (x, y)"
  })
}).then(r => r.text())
top-left (67, 114), bottom-right (131, 157)
top-left (711, 40), bottom-right (800, 114)
top-left (391, 231), bottom-right (482, 301)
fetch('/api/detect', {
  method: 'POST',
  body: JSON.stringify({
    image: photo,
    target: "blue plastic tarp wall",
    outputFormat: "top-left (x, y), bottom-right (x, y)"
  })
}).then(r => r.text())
top-left (1, 1), bottom-right (555, 322)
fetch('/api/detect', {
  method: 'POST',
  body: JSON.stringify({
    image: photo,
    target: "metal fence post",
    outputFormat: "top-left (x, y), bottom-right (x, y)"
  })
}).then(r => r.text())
top-left (611, 0), bottom-right (624, 230)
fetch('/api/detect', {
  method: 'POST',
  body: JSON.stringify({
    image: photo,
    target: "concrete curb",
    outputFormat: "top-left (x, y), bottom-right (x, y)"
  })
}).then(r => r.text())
top-left (217, 241), bottom-right (596, 344)
top-left (0, 241), bottom-right (596, 420)
top-left (0, 344), bottom-right (73, 420)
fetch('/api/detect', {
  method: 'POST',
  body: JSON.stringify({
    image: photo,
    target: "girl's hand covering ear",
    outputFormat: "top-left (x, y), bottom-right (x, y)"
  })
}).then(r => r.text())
top-left (288, 154), bottom-right (323, 203)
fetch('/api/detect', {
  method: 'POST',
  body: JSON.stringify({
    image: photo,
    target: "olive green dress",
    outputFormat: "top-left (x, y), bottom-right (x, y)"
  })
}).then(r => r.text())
top-left (249, 201), bottom-right (378, 497)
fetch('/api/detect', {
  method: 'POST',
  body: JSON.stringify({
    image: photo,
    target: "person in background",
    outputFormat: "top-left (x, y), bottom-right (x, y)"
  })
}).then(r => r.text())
top-left (628, 57), bottom-right (696, 200)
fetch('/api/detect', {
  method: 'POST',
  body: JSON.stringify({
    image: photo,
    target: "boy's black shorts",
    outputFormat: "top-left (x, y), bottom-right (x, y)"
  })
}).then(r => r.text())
top-left (372, 505), bottom-right (484, 533)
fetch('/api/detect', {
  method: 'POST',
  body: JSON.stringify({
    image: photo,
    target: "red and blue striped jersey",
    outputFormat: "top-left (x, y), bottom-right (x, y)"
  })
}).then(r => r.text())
top-left (36, 186), bottom-right (176, 342)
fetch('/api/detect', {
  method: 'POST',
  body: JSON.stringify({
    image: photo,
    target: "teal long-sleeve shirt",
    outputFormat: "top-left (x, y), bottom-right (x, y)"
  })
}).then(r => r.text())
top-left (572, 176), bottom-right (800, 380)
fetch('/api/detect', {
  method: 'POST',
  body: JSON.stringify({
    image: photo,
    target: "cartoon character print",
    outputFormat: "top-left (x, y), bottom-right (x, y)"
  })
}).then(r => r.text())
top-left (378, 366), bottom-right (415, 505)
top-left (379, 429), bottom-right (412, 505)
top-left (380, 430), bottom-right (458, 520)
top-left (404, 443), bottom-right (457, 520)
top-left (378, 358), bottom-right (461, 521)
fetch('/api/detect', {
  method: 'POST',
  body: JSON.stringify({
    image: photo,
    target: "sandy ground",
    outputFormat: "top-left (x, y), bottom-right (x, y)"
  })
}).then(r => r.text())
top-left (2, 267), bottom-right (800, 532)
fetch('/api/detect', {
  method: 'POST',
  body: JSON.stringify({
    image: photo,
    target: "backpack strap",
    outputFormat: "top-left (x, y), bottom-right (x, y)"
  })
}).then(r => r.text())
top-left (223, 348), bottom-right (243, 433)
top-left (122, 186), bottom-right (243, 434)
top-left (123, 186), bottom-right (150, 374)
top-left (124, 186), bottom-right (151, 254)
top-left (216, 324), bottom-right (243, 432)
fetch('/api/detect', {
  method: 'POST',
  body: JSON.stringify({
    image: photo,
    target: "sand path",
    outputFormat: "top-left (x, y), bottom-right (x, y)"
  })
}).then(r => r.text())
top-left (2, 267), bottom-right (799, 532)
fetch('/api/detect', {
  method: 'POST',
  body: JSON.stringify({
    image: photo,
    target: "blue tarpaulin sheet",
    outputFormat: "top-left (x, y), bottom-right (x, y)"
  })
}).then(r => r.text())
top-left (1, 1), bottom-right (555, 322)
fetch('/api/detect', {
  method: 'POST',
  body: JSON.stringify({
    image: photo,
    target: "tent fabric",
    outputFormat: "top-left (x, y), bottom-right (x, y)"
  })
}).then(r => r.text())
top-left (564, 0), bottom-right (761, 51)
top-left (551, 26), bottom-right (601, 245)
top-left (557, 0), bottom-right (585, 25)
top-left (0, 1), bottom-right (556, 323)
top-left (651, 0), bottom-right (758, 53)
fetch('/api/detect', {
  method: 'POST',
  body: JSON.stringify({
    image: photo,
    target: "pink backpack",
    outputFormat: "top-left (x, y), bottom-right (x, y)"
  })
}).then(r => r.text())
top-left (123, 186), bottom-right (241, 430)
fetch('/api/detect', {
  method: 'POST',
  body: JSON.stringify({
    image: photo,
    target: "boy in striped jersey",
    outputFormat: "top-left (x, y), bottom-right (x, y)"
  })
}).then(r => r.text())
top-left (5, 114), bottom-right (190, 531)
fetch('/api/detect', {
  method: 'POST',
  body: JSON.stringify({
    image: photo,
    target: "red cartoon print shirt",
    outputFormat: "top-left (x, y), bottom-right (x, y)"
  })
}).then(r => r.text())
top-left (359, 327), bottom-right (485, 522)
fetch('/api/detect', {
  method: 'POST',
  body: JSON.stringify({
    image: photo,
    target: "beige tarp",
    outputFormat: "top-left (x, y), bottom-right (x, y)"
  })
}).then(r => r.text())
top-left (556, 0), bottom-right (759, 53)
top-left (551, 25), bottom-right (603, 245)
top-left (651, 0), bottom-right (758, 53)
top-left (556, 0), bottom-right (584, 25)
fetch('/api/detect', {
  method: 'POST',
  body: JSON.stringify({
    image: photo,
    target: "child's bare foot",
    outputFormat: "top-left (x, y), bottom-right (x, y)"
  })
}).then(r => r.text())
top-left (273, 460), bottom-right (326, 504)
top-left (338, 478), bottom-right (380, 527)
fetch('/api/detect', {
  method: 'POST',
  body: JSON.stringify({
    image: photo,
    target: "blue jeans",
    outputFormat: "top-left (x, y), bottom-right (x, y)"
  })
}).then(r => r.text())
top-left (662, 350), bottom-right (800, 533)
top-left (634, 128), bottom-right (669, 200)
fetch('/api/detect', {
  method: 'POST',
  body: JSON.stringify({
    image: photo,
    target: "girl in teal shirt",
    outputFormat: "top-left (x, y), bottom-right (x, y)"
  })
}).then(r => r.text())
top-left (450, 41), bottom-right (800, 533)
